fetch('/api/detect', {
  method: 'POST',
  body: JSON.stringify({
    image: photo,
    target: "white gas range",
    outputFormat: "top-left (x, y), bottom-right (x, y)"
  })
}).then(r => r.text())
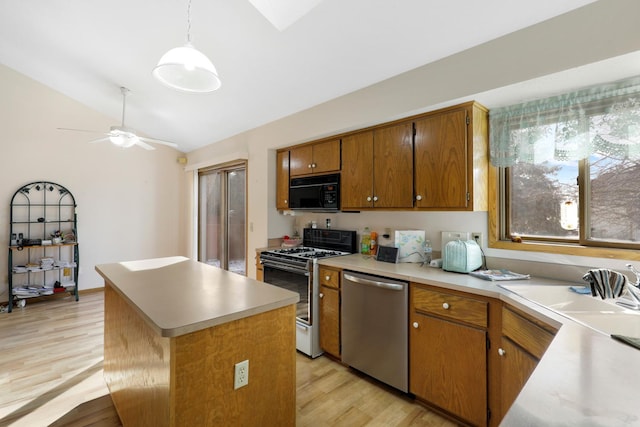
top-left (259, 228), bottom-right (357, 357)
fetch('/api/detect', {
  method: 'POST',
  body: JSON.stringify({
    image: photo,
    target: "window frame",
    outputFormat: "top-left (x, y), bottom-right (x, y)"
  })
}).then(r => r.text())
top-left (488, 164), bottom-right (640, 261)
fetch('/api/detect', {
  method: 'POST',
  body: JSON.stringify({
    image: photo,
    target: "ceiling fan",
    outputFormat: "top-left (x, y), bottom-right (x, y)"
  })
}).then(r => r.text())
top-left (58, 87), bottom-right (178, 150)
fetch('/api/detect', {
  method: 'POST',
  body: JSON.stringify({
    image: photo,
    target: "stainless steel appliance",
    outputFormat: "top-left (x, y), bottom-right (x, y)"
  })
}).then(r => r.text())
top-left (288, 173), bottom-right (340, 211)
top-left (341, 270), bottom-right (408, 392)
top-left (260, 228), bottom-right (357, 357)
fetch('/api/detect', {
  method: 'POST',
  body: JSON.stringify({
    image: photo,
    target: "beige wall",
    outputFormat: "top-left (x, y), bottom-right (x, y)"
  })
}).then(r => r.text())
top-left (187, 0), bottom-right (640, 279)
top-left (1, 65), bottom-right (188, 298)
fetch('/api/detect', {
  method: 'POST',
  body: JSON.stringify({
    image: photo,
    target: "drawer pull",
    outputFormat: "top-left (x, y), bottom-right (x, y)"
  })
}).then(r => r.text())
top-left (325, 275), bottom-right (330, 281)
top-left (442, 302), bottom-right (450, 310)
top-left (498, 348), bottom-right (506, 356)
top-left (319, 293), bottom-right (324, 299)
top-left (412, 322), bottom-right (419, 329)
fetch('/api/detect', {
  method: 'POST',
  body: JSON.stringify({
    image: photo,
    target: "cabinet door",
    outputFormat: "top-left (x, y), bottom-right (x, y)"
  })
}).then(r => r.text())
top-left (319, 266), bottom-right (340, 289)
top-left (289, 145), bottom-right (314, 176)
top-left (498, 338), bottom-right (538, 420)
top-left (276, 151), bottom-right (290, 210)
top-left (341, 131), bottom-right (374, 209)
top-left (255, 252), bottom-right (264, 282)
top-left (312, 139), bottom-right (341, 174)
top-left (319, 285), bottom-right (340, 357)
top-left (414, 108), bottom-right (468, 209)
top-left (373, 122), bottom-right (414, 208)
top-left (289, 139), bottom-right (340, 177)
top-left (410, 312), bottom-right (487, 427)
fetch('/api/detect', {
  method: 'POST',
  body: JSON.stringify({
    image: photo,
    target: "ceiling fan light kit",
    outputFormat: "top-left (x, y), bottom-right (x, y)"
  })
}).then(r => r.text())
top-left (58, 86), bottom-right (178, 151)
top-left (154, 0), bottom-right (220, 93)
top-left (108, 127), bottom-right (140, 148)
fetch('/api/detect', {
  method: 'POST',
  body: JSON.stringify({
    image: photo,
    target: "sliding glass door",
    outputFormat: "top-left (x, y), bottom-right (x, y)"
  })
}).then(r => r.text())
top-left (198, 162), bottom-right (246, 275)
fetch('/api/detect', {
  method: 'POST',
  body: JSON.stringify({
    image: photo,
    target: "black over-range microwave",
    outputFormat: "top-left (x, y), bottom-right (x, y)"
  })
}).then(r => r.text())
top-left (289, 173), bottom-right (340, 211)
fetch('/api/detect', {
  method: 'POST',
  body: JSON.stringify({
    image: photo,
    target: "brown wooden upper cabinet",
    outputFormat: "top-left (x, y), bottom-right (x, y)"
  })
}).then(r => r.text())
top-left (414, 102), bottom-right (489, 211)
top-left (289, 139), bottom-right (341, 177)
top-left (341, 121), bottom-right (414, 210)
top-left (276, 150), bottom-right (290, 210)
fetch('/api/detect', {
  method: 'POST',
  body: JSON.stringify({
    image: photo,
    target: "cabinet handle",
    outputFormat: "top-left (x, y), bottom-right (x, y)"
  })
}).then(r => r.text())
top-left (284, 200), bottom-right (288, 204)
top-left (308, 164), bottom-right (313, 169)
top-left (373, 196), bottom-right (378, 202)
top-left (442, 302), bottom-right (450, 310)
top-left (412, 322), bottom-right (419, 329)
top-left (498, 348), bottom-right (506, 356)
top-left (319, 293), bottom-right (324, 299)
top-left (416, 195), bottom-right (422, 201)
top-left (325, 275), bottom-right (330, 281)
top-left (367, 196), bottom-right (372, 202)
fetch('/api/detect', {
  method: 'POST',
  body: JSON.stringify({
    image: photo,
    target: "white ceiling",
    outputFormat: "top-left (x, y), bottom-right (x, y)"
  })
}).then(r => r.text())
top-left (0, 0), bottom-right (601, 152)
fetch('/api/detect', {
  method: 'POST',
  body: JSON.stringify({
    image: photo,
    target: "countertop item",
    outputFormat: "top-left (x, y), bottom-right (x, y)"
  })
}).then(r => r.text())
top-left (95, 256), bottom-right (299, 337)
top-left (319, 254), bottom-right (640, 427)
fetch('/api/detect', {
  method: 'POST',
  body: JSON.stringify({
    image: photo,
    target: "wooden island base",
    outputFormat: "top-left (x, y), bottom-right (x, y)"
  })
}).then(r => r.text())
top-left (104, 282), bottom-right (296, 426)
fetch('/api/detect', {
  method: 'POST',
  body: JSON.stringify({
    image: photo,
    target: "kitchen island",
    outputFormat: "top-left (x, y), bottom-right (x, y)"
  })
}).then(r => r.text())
top-left (95, 256), bottom-right (299, 427)
top-left (320, 254), bottom-right (640, 427)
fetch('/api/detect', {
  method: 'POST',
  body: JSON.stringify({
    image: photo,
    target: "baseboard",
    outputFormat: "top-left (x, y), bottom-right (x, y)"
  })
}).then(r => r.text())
top-left (1, 286), bottom-right (104, 307)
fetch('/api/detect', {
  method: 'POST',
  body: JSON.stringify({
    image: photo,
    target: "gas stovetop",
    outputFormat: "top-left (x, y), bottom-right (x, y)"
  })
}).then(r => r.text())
top-left (262, 246), bottom-right (350, 260)
top-left (260, 228), bottom-right (357, 268)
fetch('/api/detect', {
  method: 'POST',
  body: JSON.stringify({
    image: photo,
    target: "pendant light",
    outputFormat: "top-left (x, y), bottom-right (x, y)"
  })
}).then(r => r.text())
top-left (153, 0), bottom-right (221, 93)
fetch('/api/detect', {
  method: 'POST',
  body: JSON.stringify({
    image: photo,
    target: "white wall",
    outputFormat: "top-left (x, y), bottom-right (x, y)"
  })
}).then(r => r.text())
top-left (0, 65), bottom-right (188, 299)
top-left (187, 0), bottom-right (640, 279)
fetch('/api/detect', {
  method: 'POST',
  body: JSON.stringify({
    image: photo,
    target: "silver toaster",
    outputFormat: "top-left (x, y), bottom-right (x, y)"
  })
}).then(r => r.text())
top-left (442, 240), bottom-right (483, 273)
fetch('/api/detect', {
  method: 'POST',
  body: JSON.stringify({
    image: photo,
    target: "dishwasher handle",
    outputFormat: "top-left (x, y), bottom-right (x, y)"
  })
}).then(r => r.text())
top-left (343, 273), bottom-right (405, 291)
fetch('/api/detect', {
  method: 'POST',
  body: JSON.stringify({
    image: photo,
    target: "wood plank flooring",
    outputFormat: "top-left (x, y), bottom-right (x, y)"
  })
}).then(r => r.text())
top-left (0, 292), bottom-right (454, 426)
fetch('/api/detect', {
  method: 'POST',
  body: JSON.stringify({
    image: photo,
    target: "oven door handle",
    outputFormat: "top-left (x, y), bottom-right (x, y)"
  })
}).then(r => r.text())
top-left (261, 260), bottom-right (309, 276)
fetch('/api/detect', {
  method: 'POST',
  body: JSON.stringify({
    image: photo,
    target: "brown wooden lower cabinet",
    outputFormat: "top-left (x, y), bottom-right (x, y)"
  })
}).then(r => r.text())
top-left (318, 266), bottom-right (341, 358)
top-left (319, 285), bottom-right (340, 357)
top-left (497, 306), bottom-right (557, 420)
top-left (410, 311), bottom-right (488, 426)
top-left (498, 337), bottom-right (539, 416)
top-left (410, 283), bottom-right (489, 426)
top-left (255, 252), bottom-right (264, 281)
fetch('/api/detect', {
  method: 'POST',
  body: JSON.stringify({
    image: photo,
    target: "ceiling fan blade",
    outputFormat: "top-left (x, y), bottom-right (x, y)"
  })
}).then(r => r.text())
top-left (87, 137), bottom-right (110, 144)
top-left (57, 127), bottom-right (107, 134)
top-left (136, 140), bottom-right (156, 150)
top-left (139, 136), bottom-right (179, 149)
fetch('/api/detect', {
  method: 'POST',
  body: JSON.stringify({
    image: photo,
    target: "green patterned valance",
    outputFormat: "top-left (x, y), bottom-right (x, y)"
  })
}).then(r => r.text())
top-left (490, 76), bottom-right (640, 167)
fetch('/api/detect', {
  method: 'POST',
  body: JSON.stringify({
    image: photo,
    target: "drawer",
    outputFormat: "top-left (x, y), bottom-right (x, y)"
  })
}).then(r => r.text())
top-left (412, 286), bottom-right (488, 328)
top-left (502, 307), bottom-right (556, 359)
top-left (319, 267), bottom-right (340, 289)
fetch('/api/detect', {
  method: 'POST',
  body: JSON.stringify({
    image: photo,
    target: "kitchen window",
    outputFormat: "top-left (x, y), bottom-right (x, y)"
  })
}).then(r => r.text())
top-left (489, 76), bottom-right (640, 257)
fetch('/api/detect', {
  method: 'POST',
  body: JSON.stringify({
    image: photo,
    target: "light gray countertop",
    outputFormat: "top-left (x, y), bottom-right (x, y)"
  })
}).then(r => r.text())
top-left (95, 256), bottom-right (299, 338)
top-left (319, 254), bottom-right (640, 427)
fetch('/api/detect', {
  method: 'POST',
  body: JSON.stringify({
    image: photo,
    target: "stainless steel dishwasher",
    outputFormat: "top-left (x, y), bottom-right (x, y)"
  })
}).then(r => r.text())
top-left (341, 270), bottom-right (408, 392)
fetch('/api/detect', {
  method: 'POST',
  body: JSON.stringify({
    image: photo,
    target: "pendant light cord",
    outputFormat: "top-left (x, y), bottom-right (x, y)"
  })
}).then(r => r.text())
top-left (186, 0), bottom-right (192, 44)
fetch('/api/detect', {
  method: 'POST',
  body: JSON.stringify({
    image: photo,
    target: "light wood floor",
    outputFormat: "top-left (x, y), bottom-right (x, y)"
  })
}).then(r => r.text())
top-left (0, 292), bottom-right (455, 427)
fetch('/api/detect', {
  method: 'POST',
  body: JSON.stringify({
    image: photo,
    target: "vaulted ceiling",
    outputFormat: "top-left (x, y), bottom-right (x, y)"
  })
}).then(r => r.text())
top-left (0, 1), bottom-right (602, 152)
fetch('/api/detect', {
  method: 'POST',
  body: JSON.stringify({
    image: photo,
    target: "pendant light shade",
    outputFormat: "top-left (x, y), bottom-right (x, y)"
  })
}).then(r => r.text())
top-left (153, 0), bottom-right (221, 93)
top-left (153, 43), bottom-right (221, 93)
